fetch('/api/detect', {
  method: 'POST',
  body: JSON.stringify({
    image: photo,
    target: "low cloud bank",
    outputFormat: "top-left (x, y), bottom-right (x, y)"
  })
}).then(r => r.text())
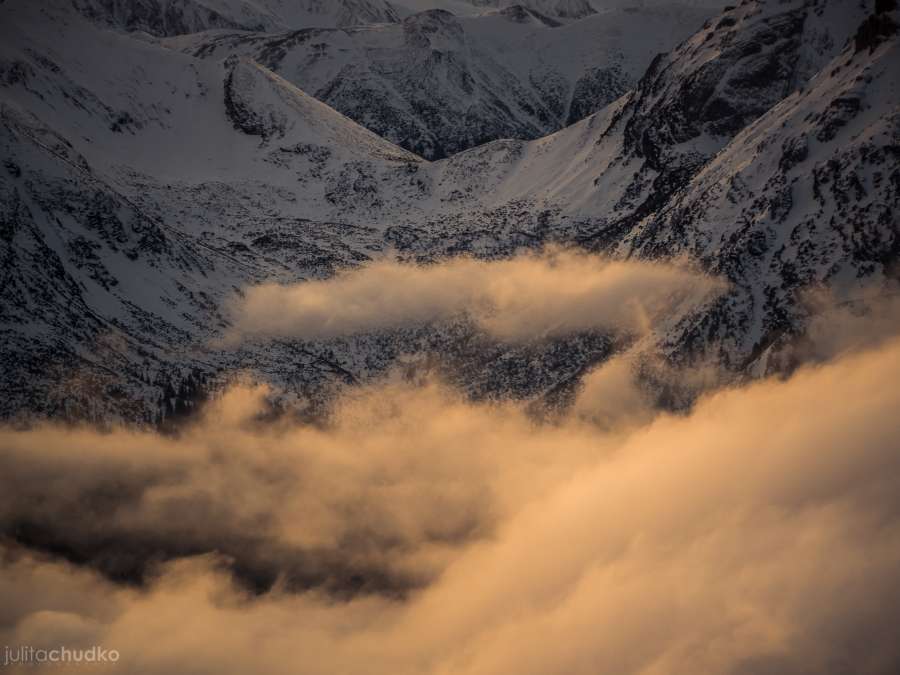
top-left (2, 317), bottom-right (900, 674)
top-left (228, 250), bottom-right (723, 342)
top-left (0, 379), bottom-right (606, 597)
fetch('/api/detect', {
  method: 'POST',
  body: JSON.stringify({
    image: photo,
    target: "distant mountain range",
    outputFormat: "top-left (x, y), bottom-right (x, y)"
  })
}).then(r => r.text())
top-left (71, 0), bottom-right (403, 32)
top-left (69, 0), bottom-right (726, 33)
top-left (461, 0), bottom-right (596, 18)
top-left (167, 4), bottom-right (713, 158)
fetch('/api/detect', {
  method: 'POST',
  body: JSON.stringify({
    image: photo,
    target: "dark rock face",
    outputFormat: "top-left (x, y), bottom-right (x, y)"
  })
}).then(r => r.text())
top-left (622, 4), bottom-right (806, 171)
top-left (584, 0), bottom-right (868, 249)
top-left (566, 66), bottom-right (629, 126)
top-left (324, 11), bottom-right (557, 159)
top-left (620, 24), bottom-right (900, 369)
top-left (854, 8), bottom-right (898, 52)
top-left (224, 63), bottom-right (271, 138)
top-left (314, 29), bottom-right (556, 160)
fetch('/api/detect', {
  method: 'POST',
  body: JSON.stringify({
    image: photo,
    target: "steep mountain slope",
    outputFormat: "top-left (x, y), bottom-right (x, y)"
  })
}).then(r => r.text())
top-left (403, 0), bottom-right (871, 236)
top-left (370, 0), bottom-right (896, 370)
top-left (0, 0), bottom-right (424, 422)
top-left (623, 8), bottom-right (900, 367)
top-left (580, 0), bottom-right (872, 244)
top-left (0, 0), bottom-right (624, 422)
top-left (170, 4), bottom-right (713, 158)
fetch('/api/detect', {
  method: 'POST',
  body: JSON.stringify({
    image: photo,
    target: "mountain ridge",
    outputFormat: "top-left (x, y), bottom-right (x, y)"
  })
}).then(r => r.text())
top-left (166, 2), bottom-right (713, 158)
top-left (0, 0), bottom-right (897, 424)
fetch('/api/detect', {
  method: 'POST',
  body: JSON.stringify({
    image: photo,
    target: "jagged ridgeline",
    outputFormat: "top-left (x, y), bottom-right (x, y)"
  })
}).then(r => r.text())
top-left (0, 0), bottom-right (898, 424)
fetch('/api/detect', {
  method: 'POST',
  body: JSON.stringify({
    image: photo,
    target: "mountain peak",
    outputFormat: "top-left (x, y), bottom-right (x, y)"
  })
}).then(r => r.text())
top-left (463, 0), bottom-right (595, 20)
top-left (69, 0), bottom-right (402, 34)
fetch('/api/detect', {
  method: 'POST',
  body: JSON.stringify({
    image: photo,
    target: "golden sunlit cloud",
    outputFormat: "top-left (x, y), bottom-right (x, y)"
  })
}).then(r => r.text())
top-left (227, 250), bottom-right (724, 342)
top-left (2, 319), bottom-right (899, 674)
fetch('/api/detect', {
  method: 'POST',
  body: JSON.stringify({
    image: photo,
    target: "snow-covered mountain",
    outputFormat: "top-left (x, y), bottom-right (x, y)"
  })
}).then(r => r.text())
top-left (624, 4), bottom-right (900, 368)
top-left (72, 0), bottom-right (403, 34)
top-left (1, 0), bottom-right (898, 423)
top-left (395, 0), bottom-right (733, 16)
top-left (464, 0), bottom-right (596, 19)
top-left (393, 0), bottom-right (872, 237)
top-left (169, 3), bottom-right (714, 158)
top-left (392, 0), bottom-right (889, 367)
top-left (393, 0), bottom-right (486, 16)
top-left (0, 0), bottom-right (423, 422)
top-left (254, 0), bottom-right (402, 28)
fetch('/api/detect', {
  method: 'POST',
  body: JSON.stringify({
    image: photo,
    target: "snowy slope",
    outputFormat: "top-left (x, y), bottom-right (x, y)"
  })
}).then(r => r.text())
top-left (2, 0), bottom-right (618, 422)
top-left (71, 0), bottom-right (402, 34)
top-left (393, 0), bottom-right (486, 16)
top-left (623, 10), bottom-right (900, 366)
top-left (0, 0), bottom-right (423, 421)
top-left (395, 0), bottom-right (731, 16)
top-left (590, 0), bottom-right (730, 8)
top-left (409, 0), bottom-right (872, 229)
top-left (70, 0), bottom-right (279, 33)
top-left (243, 0), bottom-right (402, 28)
top-left (170, 3), bottom-right (713, 158)
top-left (422, 0), bottom-right (896, 371)
top-left (375, 0), bottom-right (893, 368)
